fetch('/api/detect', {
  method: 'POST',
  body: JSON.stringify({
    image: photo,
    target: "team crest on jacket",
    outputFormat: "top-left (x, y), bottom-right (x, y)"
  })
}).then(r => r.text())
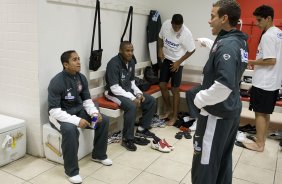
top-left (223, 54), bottom-right (231, 60)
top-left (65, 92), bottom-right (74, 100)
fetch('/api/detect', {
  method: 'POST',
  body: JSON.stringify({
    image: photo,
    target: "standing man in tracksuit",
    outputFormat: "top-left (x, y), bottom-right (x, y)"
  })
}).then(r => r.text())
top-left (191, 1), bottom-right (248, 184)
top-left (48, 50), bottom-right (112, 184)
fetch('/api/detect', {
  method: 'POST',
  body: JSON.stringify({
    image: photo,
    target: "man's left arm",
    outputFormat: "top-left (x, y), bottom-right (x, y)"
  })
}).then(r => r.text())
top-left (194, 45), bottom-right (238, 109)
top-left (249, 58), bottom-right (276, 66)
top-left (249, 35), bottom-right (277, 67)
top-left (171, 30), bottom-right (196, 72)
top-left (80, 75), bottom-right (100, 118)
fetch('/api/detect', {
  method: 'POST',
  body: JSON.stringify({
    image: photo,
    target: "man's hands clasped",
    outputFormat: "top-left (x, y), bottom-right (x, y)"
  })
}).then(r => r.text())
top-left (133, 94), bottom-right (145, 107)
top-left (78, 113), bottom-right (103, 128)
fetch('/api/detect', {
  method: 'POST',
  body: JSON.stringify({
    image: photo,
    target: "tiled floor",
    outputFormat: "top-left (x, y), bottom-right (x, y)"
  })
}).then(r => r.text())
top-left (1, 126), bottom-right (281, 184)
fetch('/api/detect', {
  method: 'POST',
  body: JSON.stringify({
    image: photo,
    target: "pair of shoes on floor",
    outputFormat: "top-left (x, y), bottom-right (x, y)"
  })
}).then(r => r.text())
top-left (135, 128), bottom-right (155, 138)
top-left (91, 158), bottom-right (113, 166)
top-left (66, 174), bottom-right (82, 184)
top-left (122, 139), bottom-right (137, 151)
top-left (238, 124), bottom-right (256, 134)
top-left (151, 139), bottom-right (174, 153)
top-left (175, 131), bottom-right (192, 139)
top-left (151, 117), bottom-right (166, 128)
top-left (134, 136), bottom-right (150, 145)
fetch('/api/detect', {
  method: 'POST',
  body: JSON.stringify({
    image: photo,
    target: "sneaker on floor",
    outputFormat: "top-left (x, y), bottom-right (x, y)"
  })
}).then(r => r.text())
top-left (92, 158), bottom-right (113, 166)
top-left (134, 136), bottom-right (150, 145)
top-left (163, 139), bottom-right (174, 151)
top-left (136, 128), bottom-right (155, 138)
top-left (189, 120), bottom-right (197, 131)
top-left (122, 140), bottom-right (137, 151)
top-left (151, 140), bottom-right (171, 153)
top-left (66, 174), bottom-right (82, 184)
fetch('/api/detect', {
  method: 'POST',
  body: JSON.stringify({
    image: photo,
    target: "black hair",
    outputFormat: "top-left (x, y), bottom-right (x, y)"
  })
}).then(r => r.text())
top-left (171, 14), bottom-right (183, 25)
top-left (213, 0), bottom-right (241, 27)
top-left (60, 50), bottom-right (76, 68)
top-left (253, 5), bottom-right (274, 20)
top-left (119, 41), bottom-right (132, 50)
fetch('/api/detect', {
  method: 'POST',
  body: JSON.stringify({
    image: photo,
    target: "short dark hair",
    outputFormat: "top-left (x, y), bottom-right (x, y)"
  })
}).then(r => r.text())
top-left (213, 0), bottom-right (241, 27)
top-left (171, 14), bottom-right (183, 25)
top-left (253, 5), bottom-right (274, 20)
top-left (119, 41), bottom-right (132, 50)
top-left (60, 50), bottom-right (76, 68)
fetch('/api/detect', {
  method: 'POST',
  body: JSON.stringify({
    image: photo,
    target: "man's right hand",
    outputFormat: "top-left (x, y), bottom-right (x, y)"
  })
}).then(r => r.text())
top-left (78, 119), bottom-right (91, 128)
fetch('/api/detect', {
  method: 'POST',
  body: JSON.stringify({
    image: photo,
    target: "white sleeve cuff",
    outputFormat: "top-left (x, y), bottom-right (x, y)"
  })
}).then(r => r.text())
top-left (194, 81), bottom-right (232, 109)
top-left (49, 108), bottom-right (81, 126)
top-left (131, 80), bottom-right (143, 95)
top-left (110, 84), bottom-right (136, 100)
top-left (83, 99), bottom-right (99, 116)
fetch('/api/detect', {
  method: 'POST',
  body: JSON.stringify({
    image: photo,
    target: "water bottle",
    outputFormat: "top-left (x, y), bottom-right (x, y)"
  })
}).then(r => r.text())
top-left (91, 114), bottom-right (99, 129)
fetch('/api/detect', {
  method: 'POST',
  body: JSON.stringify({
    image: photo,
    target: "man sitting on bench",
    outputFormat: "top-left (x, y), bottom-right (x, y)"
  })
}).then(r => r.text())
top-left (48, 50), bottom-right (112, 184)
top-left (105, 41), bottom-right (156, 151)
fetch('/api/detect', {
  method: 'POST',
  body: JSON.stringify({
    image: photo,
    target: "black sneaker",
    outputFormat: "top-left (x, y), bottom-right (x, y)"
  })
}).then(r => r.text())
top-left (136, 129), bottom-right (155, 138)
top-left (122, 140), bottom-right (137, 151)
top-left (134, 136), bottom-right (150, 145)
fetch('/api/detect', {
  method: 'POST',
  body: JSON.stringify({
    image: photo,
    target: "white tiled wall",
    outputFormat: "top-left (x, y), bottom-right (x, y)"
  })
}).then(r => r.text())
top-left (0, 0), bottom-right (42, 156)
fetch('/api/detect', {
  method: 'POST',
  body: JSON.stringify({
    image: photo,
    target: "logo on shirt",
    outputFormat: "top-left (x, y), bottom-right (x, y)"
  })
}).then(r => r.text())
top-left (65, 92), bottom-right (75, 100)
top-left (164, 38), bottom-right (180, 48)
top-left (193, 141), bottom-right (202, 152)
top-left (121, 72), bottom-right (126, 79)
top-left (240, 48), bottom-right (248, 63)
top-left (277, 32), bottom-right (282, 39)
top-left (223, 54), bottom-right (231, 61)
top-left (77, 80), bottom-right (82, 92)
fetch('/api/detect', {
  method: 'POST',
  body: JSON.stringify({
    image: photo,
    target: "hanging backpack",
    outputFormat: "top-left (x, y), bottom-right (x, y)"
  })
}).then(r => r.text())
top-left (144, 66), bottom-right (159, 85)
top-left (120, 6), bottom-right (137, 63)
top-left (89, 0), bottom-right (102, 71)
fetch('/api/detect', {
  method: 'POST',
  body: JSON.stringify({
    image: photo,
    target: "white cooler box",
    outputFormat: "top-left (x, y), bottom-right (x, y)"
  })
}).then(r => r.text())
top-left (43, 123), bottom-right (94, 164)
top-left (0, 114), bottom-right (26, 167)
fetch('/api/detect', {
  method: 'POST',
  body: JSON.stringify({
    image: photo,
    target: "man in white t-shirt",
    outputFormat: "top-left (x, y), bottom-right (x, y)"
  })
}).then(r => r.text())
top-left (158, 14), bottom-right (196, 125)
top-left (244, 5), bottom-right (282, 152)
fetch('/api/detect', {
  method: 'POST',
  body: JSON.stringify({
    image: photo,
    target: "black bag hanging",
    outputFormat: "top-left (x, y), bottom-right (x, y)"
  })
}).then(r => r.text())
top-left (120, 6), bottom-right (137, 63)
top-left (121, 6), bottom-right (133, 43)
top-left (89, 0), bottom-right (102, 71)
top-left (144, 66), bottom-right (159, 85)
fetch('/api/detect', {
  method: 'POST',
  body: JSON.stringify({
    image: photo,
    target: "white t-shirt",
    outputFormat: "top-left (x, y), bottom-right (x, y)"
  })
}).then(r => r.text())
top-left (252, 26), bottom-right (282, 91)
top-left (159, 19), bottom-right (195, 66)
